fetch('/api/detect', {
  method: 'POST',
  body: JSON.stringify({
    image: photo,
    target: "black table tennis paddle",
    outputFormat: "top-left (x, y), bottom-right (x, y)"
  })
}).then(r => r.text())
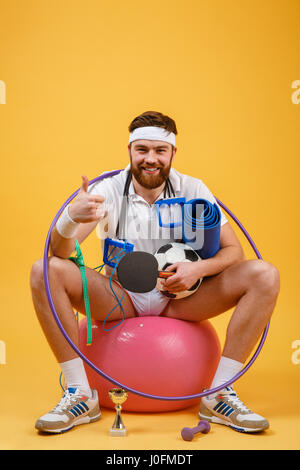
top-left (116, 251), bottom-right (174, 293)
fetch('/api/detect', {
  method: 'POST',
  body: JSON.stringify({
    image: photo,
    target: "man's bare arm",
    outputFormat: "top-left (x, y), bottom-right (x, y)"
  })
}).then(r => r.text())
top-left (49, 221), bottom-right (99, 258)
top-left (50, 175), bottom-right (105, 259)
top-left (195, 221), bottom-right (246, 278)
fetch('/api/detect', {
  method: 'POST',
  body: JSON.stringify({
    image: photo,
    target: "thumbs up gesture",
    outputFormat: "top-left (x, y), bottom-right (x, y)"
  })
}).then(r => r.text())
top-left (68, 175), bottom-right (106, 223)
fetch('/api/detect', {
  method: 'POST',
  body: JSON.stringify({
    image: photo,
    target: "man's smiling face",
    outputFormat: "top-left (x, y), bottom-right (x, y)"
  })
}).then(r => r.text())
top-left (128, 139), bottom-right (176, 189)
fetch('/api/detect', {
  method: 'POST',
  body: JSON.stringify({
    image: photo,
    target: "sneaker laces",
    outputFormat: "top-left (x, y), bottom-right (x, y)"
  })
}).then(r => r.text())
top-left (222, 387), bottom-right (251, 413)
top-left (51, 389), bottom-right (79, 413)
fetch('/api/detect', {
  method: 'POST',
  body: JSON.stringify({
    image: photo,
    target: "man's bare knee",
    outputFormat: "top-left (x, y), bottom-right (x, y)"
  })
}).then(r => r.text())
top-left (30, 256), bottom-right (71, 293)
top-left (30, 258), bottom-right (45, 292)
top-left (246, 260), bottom-right (280, 297)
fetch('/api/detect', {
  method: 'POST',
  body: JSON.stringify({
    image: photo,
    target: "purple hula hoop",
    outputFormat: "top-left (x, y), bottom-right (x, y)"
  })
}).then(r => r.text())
top-left (43, 169), bottom-right (269, 401)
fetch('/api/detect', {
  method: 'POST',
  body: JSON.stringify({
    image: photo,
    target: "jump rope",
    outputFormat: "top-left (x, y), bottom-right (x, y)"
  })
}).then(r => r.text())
top-left (47, 169), bottom-right (269, 400)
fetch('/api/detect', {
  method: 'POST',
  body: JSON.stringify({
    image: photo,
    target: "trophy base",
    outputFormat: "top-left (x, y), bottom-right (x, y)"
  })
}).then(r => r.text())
top-left (110, 427), bottom-right (127, 437)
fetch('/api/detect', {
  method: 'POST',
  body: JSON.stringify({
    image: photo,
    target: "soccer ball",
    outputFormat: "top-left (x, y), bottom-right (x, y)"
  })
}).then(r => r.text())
top-left (154, 242), bottom-right (203, 299)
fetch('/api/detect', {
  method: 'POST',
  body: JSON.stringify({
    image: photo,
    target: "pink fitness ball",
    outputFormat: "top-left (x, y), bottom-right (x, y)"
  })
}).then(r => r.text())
top-left (79, 316), bottom-right (221, 412)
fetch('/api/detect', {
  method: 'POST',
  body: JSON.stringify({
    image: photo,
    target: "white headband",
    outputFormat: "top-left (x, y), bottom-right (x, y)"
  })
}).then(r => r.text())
top-left (129, 126), bottom-right (176, 146)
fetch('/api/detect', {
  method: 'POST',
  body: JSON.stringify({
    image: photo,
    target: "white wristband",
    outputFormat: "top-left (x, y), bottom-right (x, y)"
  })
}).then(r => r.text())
top-left (56, 205), bottom-right (79, 239)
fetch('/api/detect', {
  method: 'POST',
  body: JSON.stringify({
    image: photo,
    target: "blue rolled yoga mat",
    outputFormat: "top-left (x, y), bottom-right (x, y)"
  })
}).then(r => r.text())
top-left (182, 198), bottom-right (221, 258)
top-left (155, 197), bottom-right (221, 259)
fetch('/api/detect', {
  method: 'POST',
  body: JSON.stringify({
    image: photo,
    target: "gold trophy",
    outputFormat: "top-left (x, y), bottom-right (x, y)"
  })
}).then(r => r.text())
top-left (108, 388), bottom-right (128, 436)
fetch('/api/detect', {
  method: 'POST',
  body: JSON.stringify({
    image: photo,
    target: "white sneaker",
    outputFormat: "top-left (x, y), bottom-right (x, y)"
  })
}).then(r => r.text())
top-left (35, 387), bottom-right (101, 433)
top-left (199, 386), bottom-right (269, 433)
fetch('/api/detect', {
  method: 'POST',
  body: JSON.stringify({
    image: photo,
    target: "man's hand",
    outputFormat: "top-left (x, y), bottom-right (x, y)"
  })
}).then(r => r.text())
top-left (160, 261), bottom-right (204, 293)
top-left (68, 175), bottom-right (106, 223)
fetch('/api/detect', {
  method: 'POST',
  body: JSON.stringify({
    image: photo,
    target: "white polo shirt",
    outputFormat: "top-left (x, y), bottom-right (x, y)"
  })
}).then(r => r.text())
top-left (89, 164), bottom-right (228, 275)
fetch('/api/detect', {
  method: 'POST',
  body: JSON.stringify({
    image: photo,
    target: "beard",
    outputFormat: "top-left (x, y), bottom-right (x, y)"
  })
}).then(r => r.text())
top-left (129, 154), bottom-right (172, 190)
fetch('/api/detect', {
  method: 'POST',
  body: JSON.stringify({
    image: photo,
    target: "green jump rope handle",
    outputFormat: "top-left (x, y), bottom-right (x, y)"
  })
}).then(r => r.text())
top-left (68, 240), bottom-right (92, 346)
